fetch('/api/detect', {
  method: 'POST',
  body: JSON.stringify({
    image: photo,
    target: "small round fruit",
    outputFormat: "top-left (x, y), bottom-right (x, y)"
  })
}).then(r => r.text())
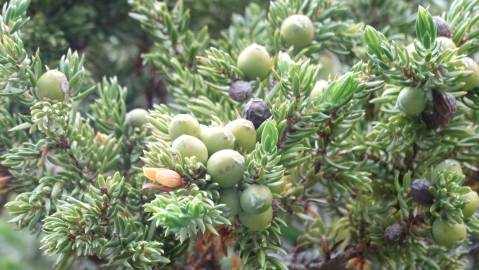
top-left (459, 57), bottom-right (479, 92)
top-left (168, 114), bottom-right (201, 140)
top-left (240, 184), bottom-right (273, 214)
top-left (126, 108), bottom-right (149, 126)
top-left (397, 87), bottom-right (427, 116)
top-left (384, 223), bottom-right (405, 244)
top-left (200, 126), bottom-right (235, 154)
top-left (436, 37), bottom-right (456, 51)
top-left (237, 44), bottom-right (272, 80)
top-left (239, 207), bottom-right (273, 231)
top-left (432, 219), bottom-right (466, 247)
top-left (433, 16), bottom-right (452, 38)
top-left (242, 98), bottom-right (272, 129)
top-left (36, 70), bottom-right (69, 101)
top-left (172, 135), bottom-right (208, 164)
top-left (435, 159), bottom-right (463, 177)
top-left (225, 119), bottom-right (257, 152)
top-left (207, 149), bottom-right (245, 187)
top-left (318, 51), bottom-right (341, 80)
top-left (219, 188), bottom-right (241, 217)
top-left (462, 188), bottom-right (479, 218)
top-left (311, 80), bottom-right (328, 99)
top-left (280, 14), bottom-right (314, 50)
top-left (229, 80), bottom-right (253, 102)
top-left (410, 179), bottom-right (434, 205)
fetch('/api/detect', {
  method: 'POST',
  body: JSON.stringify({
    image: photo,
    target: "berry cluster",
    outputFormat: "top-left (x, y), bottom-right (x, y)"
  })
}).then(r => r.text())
top-left (397, 17), bottom-right (479, 127)
top-left (407, 160), bottom-right (479, 247)
top-left (143, 114), bottom-right (279, 230)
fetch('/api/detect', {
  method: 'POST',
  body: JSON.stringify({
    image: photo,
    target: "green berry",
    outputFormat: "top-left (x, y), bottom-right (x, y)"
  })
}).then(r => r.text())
top-left (432, 219), bottom-right (466, 247)
top-left (207, 149), bottom-right (245, 188)
top-left (280, 14), bottom-right (314, 50)
top-left (239, 207), bottom-right (273, 231)
top-left (172, 135), bottom-right (208, 164)
top-left (225, 119), bottom-right (257, 152)
top-left (436, 37), bottom-right (456, 51)
top-left (219, 188), bottom-right (241, 217)
top-left (462, 188), bottom-right (479, 218)
top-left (397, 87), bottom-right (427, 116)
top-left (36, 70), bottom-right (69, 101)
top-left (435, 159), bottom-right (463, 177)
top-left (200, 126), bottom-right (235, 154)
top-left (168, 114), bottom-right (201, 140)
top-left (311, 80), bottom-right (328, 99)
top-left (458, 57), bottom-right (479, 92)
top-left (237, 44), bottom-right (272, 80)
top-left (240, 184), bottom-right (273, 214)
top-left (126, 108), bottom-right (149, 126)
top-left (318, 51), bottom-right (341, 80)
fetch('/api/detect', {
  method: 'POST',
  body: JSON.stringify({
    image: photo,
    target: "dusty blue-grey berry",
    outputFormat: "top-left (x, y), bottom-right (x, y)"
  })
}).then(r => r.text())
top-left (433, 16), bottom-right (452, 38)
top-left (384, 223), bottom-right (405, 243)
top-left (242, 98), bottom-right (272, 128)
top-left (229, 81), bottom-right (253, 102)
top-left (422, 90), bottom-right (456, 129)
top-left (410, 179), bottom-right (434, 205)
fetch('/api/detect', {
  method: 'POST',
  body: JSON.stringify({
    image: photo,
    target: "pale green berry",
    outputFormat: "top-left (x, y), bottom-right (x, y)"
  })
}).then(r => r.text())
top-left (200, 126), bottom-right (235, 154)
top-left (207, 149), bottom-right (245, 187)
top-left (239, 207), bottom-right (273, 231)
top-left (225, 119), bottom-right (257, 152)
top-left (126, 108), bottom-right (149, 126)
top-left (168, 114), bottom-right (201, 140)
top-left (280, 14), bottom-right (314, 50)
top-left (240, 184), bottom-right (273, 214)
top-left (36, 70), bottom-right (69, 101)
top-left (397, 87), bottom-right (427, 116)
top-left (237, 44), bottom-right (272, 80)
top-left (432, 219), bottom-right (466, 247)
top-left (172, 135), bottom-right (208, 164)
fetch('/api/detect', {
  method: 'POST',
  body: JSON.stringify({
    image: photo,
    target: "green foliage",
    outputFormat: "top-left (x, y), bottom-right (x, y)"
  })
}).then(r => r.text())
top-left (3, 0), bottom-right (479, 269)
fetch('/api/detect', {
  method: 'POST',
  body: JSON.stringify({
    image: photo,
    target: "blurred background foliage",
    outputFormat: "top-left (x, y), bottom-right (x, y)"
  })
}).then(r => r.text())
top-left (0, 0), bottom-right (452, 269)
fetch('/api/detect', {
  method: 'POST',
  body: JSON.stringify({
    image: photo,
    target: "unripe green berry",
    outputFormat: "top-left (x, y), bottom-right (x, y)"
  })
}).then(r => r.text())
top-left (280, 14), bottom-right (314, 50)
top-left (207, 149), bottom-right (245, 188)
top-left (36, 70), bottom-right (69, 101)
top-left (200, 126), bottom-right (235, 154)
top-left (458, 57), bottom-right (479, 92)
top-left (239, 207), bottom-right (273, 231)
top-left (225, 119), bottom-right (257, 152)
top-left (126, 108), bottom-right (149, 126)
top-left (432, 219), bottom-right (466, 247)
top-left (435, 159), bottom-right (463, 177)
top-left (168, 114), bottom-right (201, 140)
top-left (240, 184), bottom-right (273, 214)
top-left (311, 80), bottom-right (328, 99)
top-left (397, 87), bottom-right (427, 116)
top-left (172, 135), bottom-right (208, 164)
top-left (462, 188), bottom-right (479, 218)
top-left (318, 51), bottom-right (341, 80)
top-left (219, 188), bottom-right (241, 217)
top-left (237, 44), bottom-right (272, 80)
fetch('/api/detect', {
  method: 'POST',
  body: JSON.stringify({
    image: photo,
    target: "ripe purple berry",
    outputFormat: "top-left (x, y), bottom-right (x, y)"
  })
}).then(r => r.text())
top-left (229, 81), bottom-right (253, 102)
top-left (422, 90), bottom-right (456, 129)
top-left (384, 223), bottom-right (405, 243)
top-left (410, 179), bottom-right (434, 205)
top-left (433, 16), bottom-right (452, 38)
top-left (242, 98), bottom-right (272, 128)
